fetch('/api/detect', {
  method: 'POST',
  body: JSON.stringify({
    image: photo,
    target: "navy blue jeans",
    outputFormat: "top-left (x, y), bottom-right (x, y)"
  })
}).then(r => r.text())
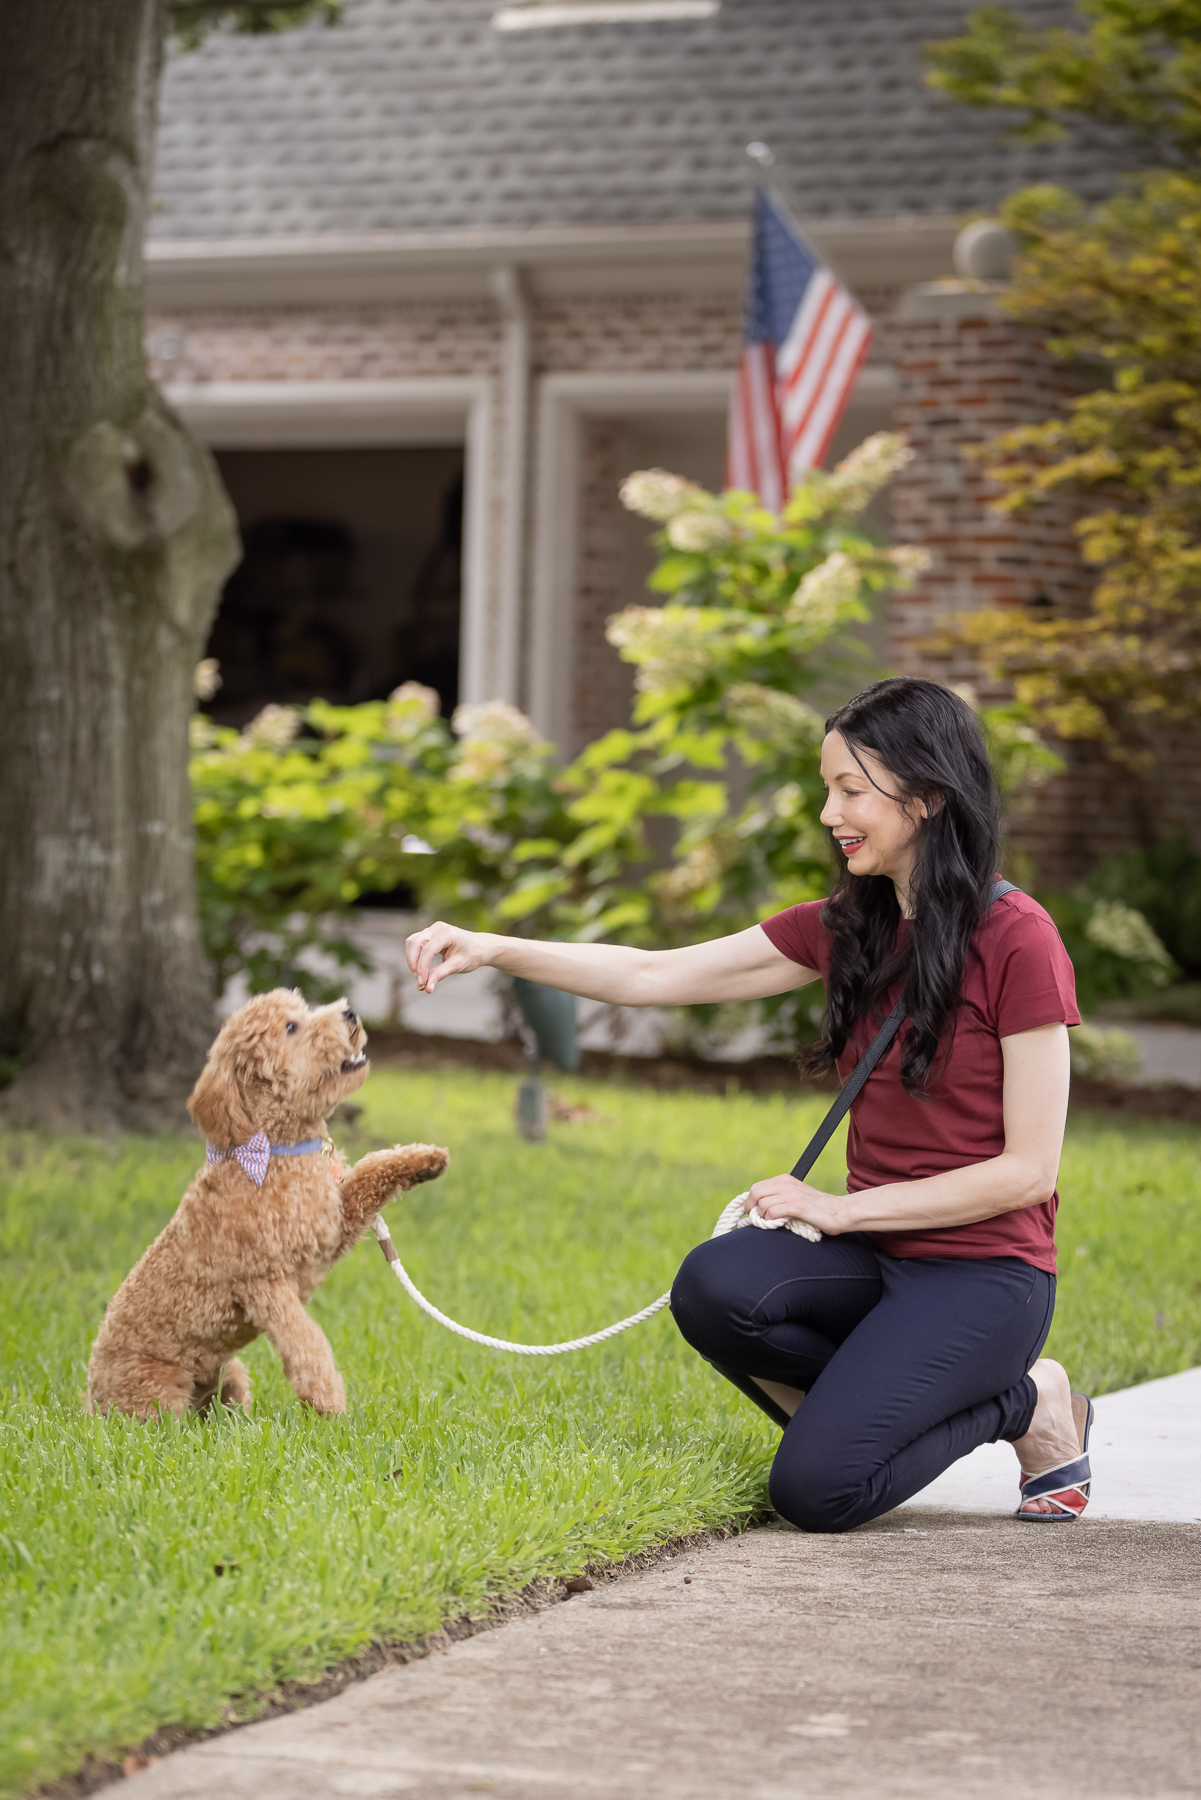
top-left (670, 1228), bottom-right (1055, 1534)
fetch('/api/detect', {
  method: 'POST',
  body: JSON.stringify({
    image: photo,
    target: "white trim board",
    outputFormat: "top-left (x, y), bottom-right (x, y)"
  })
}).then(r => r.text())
top-left (145, 217), bottom-right (960, 309)
top-left (166, 377), bottom-right (497, 708)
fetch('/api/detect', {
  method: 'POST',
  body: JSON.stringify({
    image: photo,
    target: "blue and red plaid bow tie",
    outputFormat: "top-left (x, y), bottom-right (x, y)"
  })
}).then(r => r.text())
top-left (207, 1130), bottom-right (271, 1185)
top-left (205, 1134), bottom-right (326, 1185)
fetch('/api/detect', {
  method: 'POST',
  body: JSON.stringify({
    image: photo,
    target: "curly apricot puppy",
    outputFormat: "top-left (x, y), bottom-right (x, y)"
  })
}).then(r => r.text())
top-left (86, 991), bottom-right (448, 1419)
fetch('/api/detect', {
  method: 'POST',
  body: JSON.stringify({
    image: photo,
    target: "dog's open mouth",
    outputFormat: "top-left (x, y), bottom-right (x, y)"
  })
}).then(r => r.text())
top-left (341, 1053), bottom-right (368, 1073)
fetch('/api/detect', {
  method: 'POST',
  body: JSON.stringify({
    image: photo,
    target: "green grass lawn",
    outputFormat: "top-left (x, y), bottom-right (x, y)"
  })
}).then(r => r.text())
top-left (3, 1069), bottom-right (1200, 1797)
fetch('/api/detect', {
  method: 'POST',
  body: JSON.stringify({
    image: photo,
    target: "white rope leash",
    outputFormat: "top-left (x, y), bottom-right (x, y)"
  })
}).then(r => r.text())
top-left (371, 1198), bottom-right (819, 1357)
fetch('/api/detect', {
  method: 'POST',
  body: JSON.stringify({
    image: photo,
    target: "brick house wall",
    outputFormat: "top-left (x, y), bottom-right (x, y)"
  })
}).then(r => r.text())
top-left (888, 287), bottom-right (1201, 886)
top-left (151, 280), bottom-right (1198, 888)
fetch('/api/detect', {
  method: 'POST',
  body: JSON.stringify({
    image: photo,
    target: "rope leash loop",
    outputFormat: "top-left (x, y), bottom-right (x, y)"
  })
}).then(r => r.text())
top-left (370, 1196), bottom-right (819, 1357)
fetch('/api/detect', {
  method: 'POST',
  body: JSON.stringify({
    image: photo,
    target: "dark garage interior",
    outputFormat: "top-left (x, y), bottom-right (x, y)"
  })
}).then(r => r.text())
top-left (203, 446), bottom-right (465, 726)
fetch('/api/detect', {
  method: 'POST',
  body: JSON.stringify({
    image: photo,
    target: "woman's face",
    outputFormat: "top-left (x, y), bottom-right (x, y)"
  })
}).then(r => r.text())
top-left (819, 730), bottom-right (928, 899)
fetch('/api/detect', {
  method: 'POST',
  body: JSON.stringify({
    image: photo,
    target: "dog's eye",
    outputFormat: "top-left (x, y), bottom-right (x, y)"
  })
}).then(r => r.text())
top-left (285, 1021), bottom-right (298, 1035)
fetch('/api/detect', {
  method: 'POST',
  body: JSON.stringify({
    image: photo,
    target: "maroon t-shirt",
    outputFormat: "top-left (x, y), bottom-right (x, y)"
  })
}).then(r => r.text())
top-left (760, 890), bottom-right (1080, 1273)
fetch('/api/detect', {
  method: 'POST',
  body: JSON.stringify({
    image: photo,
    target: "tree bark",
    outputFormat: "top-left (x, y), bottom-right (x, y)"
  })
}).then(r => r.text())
top-left (0, 0), bottom-right (240, 1129)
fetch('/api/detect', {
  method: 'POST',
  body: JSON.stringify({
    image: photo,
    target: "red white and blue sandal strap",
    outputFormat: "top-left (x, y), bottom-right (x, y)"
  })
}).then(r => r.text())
top-left (1017, 1453), bottom-right (1092, 1518)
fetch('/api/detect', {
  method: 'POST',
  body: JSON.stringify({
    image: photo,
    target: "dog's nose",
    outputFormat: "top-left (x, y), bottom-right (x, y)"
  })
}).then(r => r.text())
top-left (343, 1008), bottom-right (358, 1027)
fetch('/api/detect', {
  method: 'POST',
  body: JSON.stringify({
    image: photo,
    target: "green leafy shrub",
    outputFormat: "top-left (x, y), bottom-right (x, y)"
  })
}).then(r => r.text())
top-left (1039, 890), bottom-right (1178, 1014)
top-left (1069, 1021), bottom-right (1142, 1082)
top-left (191, 687), bottom-right (574, 999)
top-left (192, 433), bottom-right (1065, 1046)
top-left (1082, 835), bottom-right (1201, 979)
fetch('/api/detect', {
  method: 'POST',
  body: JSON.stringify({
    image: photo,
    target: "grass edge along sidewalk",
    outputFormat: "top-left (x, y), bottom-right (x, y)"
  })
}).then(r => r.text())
top-left (4, 1068), bottom-right (1201, 1798)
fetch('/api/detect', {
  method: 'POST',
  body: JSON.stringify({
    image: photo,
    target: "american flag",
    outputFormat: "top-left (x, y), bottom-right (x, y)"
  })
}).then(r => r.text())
top-left (727, 186), bottom-right (872, 510)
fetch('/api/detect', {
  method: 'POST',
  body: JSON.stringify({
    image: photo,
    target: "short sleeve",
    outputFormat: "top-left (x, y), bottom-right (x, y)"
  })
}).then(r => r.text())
top-left (989, 902), bottom-right (1081, 1037)
top-left (760, 900), bottom-right (828, 974)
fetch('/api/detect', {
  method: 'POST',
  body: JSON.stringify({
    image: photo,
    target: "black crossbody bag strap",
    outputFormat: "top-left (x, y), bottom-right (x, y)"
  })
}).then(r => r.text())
top-left (788, 879), bottom-right (1018, 1183)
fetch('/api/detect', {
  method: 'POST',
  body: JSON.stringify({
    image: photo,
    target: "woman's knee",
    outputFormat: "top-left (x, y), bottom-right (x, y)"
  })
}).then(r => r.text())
top-left (670, 1239), bottom-right (747, 1357)
top-left (768, 1446), bottom-right (871, 1536)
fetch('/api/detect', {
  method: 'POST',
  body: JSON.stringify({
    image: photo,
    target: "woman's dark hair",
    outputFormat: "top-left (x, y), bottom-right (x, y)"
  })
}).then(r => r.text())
top-left (798, 676), bottom-right (1001, 1095)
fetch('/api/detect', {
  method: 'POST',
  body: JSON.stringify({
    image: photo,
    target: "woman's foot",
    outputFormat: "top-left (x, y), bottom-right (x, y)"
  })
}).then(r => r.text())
top-left (1012, 1359), bottom-right (1086, 1515)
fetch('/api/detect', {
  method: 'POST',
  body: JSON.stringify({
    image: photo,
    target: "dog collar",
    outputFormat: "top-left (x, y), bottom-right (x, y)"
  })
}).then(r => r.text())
top-left (205, 1133), bottom-right (328, 1186)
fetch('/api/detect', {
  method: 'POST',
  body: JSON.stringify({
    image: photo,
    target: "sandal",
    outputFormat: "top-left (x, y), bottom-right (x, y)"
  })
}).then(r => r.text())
top-left (1015, 1392), bottom-right (1093, 1522)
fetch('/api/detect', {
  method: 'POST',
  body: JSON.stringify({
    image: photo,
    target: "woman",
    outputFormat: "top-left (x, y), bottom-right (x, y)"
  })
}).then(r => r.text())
top-left (405, 677), bottom-right (1091, 1532)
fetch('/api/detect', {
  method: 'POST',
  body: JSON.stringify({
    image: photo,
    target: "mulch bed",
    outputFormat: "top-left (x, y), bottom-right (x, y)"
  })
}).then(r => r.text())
top-left (364, 1028), bottom-right (1201, 1121)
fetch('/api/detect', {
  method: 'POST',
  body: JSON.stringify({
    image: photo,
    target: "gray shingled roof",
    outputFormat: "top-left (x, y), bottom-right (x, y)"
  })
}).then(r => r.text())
top-left (152, 0), bottom-right (1125, 239)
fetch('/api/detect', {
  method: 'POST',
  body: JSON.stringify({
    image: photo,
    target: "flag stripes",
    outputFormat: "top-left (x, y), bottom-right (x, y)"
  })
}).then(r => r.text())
top-left (727, 188), bottom-right (872, 509)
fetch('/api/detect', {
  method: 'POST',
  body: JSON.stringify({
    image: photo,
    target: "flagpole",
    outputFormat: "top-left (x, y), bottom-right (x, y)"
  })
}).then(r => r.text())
top-left (744, 141), bottom-right (853, 288)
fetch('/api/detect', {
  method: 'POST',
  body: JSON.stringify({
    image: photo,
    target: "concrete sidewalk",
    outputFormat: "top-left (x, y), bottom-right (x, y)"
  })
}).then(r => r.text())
top-left (904, 1365), bottom-right (1201, 1524)
top-left (123, 1512), bottom-right (1199, 1800)
top-left (123, 1371), bottom-right (1201, 1800)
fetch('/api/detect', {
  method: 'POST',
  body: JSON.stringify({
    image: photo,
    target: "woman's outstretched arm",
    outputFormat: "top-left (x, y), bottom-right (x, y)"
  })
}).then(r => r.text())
top-left (404, 920), bottom-right (818, 1009)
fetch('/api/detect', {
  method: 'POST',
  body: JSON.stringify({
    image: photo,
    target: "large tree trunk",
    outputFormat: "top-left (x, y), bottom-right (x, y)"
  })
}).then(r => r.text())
top-left (0, 0), bottom-right (240, 1129)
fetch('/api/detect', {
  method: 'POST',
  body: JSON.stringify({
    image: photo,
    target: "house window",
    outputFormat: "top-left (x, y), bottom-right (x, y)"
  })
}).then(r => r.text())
top-left (203, 448), bottom-right (464, 727)
top-left (493, 0), bottom-right (718, 29)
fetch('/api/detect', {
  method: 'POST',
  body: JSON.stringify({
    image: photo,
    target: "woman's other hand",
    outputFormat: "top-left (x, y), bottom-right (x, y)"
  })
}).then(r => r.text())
top-left (406, 921), bottom-right (492, 994)
top-left (747, 1173), bottom-right (846, 1236)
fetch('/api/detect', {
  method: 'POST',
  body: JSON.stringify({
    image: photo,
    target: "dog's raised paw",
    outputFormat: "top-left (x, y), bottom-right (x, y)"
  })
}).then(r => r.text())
top-left (403, 1144), bottom-right (450, 1185)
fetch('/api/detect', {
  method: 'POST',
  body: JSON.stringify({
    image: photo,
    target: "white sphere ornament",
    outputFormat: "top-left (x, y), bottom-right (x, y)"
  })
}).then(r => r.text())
top-left (953, 219), bottom-right (1018, 281)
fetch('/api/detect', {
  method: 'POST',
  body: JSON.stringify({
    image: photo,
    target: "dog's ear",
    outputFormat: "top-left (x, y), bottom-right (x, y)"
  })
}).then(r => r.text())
top-left (188, 1053), bottom-right (256, 1148)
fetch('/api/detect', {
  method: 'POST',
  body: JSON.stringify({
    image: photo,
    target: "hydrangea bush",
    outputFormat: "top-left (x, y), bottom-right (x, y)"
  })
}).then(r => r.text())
top-left (191, 685), bottom-right (575, 999)
top-left (193, 432), bottom-right (1067, 1043)
top-left (488, 435), bottom-right (936, 1046)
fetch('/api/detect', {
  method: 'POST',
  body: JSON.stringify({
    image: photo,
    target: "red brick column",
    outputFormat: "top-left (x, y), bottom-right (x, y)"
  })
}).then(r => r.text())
top-left (888, 285), bottom-right (1092, 691)
top-left (885, 285), bottom-right (1137, 885)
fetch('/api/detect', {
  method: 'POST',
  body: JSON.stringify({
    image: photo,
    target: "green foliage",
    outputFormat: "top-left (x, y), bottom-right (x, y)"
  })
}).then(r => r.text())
top-left (1039, 889), bottom-right (1175, 1012)
top-left (191, 691), bottom-right (574, 999)
top-left (926, 11), bottom-right (1201, 766)
top-left (168, 0), bottom-right (340, 51)
top-left (940, 174), bottom-right (1201, 761)
top-left (192, 436), bottom-right (950, 1039)
top-left (925, 0), bottom-right (1201, 163)
top-left (1068, 1019), bottom-right (1143, 1079)
top-left (1079, 832), bottom-right (1201, 976)
top-left (3, 1074), bottom-right (1198, 1792)
top-left (510, 439), bottom-right (932, 1047)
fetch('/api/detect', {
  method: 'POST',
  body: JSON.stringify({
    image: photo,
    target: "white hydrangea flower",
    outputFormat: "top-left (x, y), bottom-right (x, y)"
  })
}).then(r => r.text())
top-left (786, 551), bottom-right (862, 624)
top-left (193, 657), bottom-right (221, 701)
top-left (619, 468), bottom-right (702, 521)
top-left (242, 704), bottom-right (301, 750)
top-left (1085, 901), bottom-right (1174, 974)
top-left (825, 432), bottom-right (915, 513)
top-left (452, 700), bottom-right (541, 747)
top-left (665, 508), bottom-right (732, 553)
top-left (726, 683), bottom-right (824, 747)
top-left (888, 543), bottom-right (933, 584)
top-left (607, 605), bottom-right (732, 691)
top-left (387, 681), bottom-right (440, 721)
top-left (451, 700), bottom-right (544, 782)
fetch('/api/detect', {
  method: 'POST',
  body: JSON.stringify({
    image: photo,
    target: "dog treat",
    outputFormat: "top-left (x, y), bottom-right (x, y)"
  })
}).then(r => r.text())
top-left (85, 991), bottom-right (448, 1418)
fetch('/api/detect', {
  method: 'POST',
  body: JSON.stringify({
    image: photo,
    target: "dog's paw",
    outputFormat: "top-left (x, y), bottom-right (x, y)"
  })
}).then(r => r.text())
top-left (395, 1143), bottom-right (450, 1188)
top-left (220, 1358), bottom-right (253, 1413)
top-left (344, 1143), bottom-right (449, 1201)
top-left (300, 1370), bottom-right (347, 1415)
